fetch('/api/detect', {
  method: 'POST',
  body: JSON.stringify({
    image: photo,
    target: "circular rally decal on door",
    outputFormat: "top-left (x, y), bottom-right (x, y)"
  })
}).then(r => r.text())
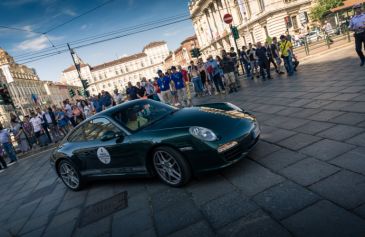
top-left (97, 147), bottom-right (111, 164)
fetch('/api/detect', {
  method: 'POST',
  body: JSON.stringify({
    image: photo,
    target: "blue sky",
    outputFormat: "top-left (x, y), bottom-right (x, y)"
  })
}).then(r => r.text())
top-left (0, 0), bottom-right (195, 81)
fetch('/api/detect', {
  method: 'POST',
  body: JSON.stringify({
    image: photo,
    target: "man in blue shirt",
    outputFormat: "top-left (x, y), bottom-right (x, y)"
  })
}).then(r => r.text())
top-left (101, 90), bottom-right (113, 110)
top-left (206, 56), bottom-right (225, 94)
top-left (157, 70), bottom-right (172, 104)
top-left (171, 66), bottom-right (187, 107)
top-left (0, 122), bottom-right (17, 164)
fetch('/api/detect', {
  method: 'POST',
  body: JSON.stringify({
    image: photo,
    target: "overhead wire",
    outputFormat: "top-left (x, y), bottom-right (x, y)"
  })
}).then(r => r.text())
top-left (15, 2), bottom-right (245, 64)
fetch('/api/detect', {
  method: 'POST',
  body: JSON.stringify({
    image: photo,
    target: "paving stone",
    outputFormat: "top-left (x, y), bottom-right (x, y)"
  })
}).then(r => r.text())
top-left (288, 98), bottom-right (313, 107)
top-left (343, 102), bottom-right (365, 113)
top-left (113, 192), bottom-right (150, 219)
top-left (201, 191), bottom-right (258, 229)
top-left (253, 181), bottom-right (319, 220)
top-left (278, 133), bottom-right (321, 151)
top-left (294, 121), bottom-right (335, 135)
top-left (310, 170), bottom-right (365, 209)
top-left (261, 128), bottom-right (297, 143)
top-left (322, 101), bottom-right (355, 110)
top-left (56, 195), bottom-right (85, 213)
top-left (151, 188), bottom-right (189, 211)
top-left (43, 220), bottom-right (76, 237)
top-left (309, 110), bottom-right (345, 121)
top-left (187, 175), bottom-right (235, 206)
top-left (279, 158), bottom-right (340, 186)
top-left (313, 93), bottom-right (339, 100)
top-left (223, 159), bottom-right (285, 196)
top-left (154, 200), bottom-right (202, 237)
top-left (73, 216), bottom-right (110, 237)
top-left (303, 100), bottom-right (333, 109)
top-left (354, 204), bottom-right (365, 219)
top-left (331, 147), bottom-right (365, 175)
top-left (217, 209), bottom-right (291, 237)
top-left (282, 200), bottom-right (365, 237)
top-left (167, 221), bottom-right (214, 237)
top-left (347, 132), bottom-right (365, 147)
top-left (21, 228), bottom-right (44, 237)
top-left (255, 148), bottom-right (307, 171)
top-left (329, 112), bottom-right (365, 125)
top-left (291, 108), bottom-right (323, 119)
top-left (133, 228), bottom-right (156, 237)
top-left (112, 208), bottom-right (153, 237)
top-left (331, 93), bottom-right (361, 101)
top-left (299, 139), bottom-right (356, 161)
top-left (47, 208), bottom-right (80, 230)
top-left (317, 125), bottom-right (364, 141)
top-left (248, 140), bottom-right (281, 159)
top-left (275, 117), bottom-right (310, 130)
top-left (20, 214), bottom-right (49, 235)
top-left (275, 107), bottom-right (302, 116)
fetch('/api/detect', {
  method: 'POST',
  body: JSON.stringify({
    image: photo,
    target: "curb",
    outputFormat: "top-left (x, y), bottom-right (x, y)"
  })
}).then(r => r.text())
top-left (18, 143), bottom-right (59, 159)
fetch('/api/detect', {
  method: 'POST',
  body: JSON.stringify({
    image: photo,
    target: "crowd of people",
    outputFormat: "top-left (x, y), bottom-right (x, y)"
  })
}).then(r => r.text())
top-left (0, 34), bottom-right (299, 171)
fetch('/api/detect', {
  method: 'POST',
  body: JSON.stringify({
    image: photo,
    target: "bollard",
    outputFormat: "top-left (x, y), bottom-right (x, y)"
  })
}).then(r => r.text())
top-left (304, 37), bottom-right (309, 55)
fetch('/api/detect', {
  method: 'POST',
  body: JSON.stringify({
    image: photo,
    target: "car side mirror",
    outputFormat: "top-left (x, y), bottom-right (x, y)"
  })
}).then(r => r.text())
top-left (100, 131), bottom-right (117, 141)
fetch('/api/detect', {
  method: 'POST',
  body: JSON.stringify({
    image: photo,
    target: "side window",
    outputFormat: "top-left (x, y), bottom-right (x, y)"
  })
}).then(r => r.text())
top-left (68, 123), bottom-right (88, 142)
top-left (84, 118), bottom-right (120, 141)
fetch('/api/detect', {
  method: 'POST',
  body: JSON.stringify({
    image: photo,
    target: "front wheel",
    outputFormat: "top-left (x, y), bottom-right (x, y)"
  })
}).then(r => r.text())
top-left (58, 159), bottom-right (83, 191)
top-left (152, 146), bottom-right (192, 187)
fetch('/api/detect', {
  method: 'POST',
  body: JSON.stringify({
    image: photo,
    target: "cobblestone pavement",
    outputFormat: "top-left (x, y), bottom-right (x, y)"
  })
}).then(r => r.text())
top-left (1, 45), bottom-right (365, 237)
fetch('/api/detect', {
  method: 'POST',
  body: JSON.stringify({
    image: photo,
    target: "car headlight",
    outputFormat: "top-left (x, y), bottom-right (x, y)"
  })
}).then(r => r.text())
top-left (189, 126), bottom-right (217, 141)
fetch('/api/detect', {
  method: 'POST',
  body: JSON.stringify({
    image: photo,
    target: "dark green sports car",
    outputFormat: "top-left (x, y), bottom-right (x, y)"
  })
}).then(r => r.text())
top-left (50, 99), bottom-right (260, 191)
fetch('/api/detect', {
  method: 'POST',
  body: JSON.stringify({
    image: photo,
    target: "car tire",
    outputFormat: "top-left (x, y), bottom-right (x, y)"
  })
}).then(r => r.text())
top-left (58, 159), bottom-right (83, 191)
top-left (152, 146), bottom-right (192, 187)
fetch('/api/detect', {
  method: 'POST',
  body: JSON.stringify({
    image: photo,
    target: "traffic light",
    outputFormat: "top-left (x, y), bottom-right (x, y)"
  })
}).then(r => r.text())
top-left (81, 79), bottom-right (89, 89)
top-left (77, 89), bottom-right (82, 96)
top-left (84, 90), bottom-right (90, 97)
top-left (69, 89), bottom-right (75, 98)
top-left (231, 26), bottom-right (239, 40)
top-left (0, 84), bottom-right (12, 105)
top-left (190, 48), bottom-right (202, 58)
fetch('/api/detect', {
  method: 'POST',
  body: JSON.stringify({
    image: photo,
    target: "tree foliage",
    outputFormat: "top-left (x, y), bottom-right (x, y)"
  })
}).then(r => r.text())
top-left (310, 0), bottom-right (344, 21)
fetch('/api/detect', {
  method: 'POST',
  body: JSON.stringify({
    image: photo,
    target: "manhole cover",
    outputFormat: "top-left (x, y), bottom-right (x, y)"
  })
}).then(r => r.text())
top-left (23, 184), bottom-right (55, 204)
top-left (79, 191), bottom-right (128, 227)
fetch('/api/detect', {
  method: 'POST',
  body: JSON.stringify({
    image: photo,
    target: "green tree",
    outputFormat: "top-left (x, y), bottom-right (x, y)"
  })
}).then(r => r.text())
top-left (310, 0), bottom-right (344, 21)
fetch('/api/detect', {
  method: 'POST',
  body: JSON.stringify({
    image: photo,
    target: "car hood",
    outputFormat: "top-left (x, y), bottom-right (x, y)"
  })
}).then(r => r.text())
top-left (144, 106), bottom-right (256, 136)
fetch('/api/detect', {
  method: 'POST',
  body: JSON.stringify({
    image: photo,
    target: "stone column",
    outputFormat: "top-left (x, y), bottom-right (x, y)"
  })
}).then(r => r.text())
top-left (204, 9), bottom-right (215, 42)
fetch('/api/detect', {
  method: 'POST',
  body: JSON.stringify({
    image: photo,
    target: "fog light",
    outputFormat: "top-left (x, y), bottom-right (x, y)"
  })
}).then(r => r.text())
top-left (218, 141), bottom-right (238, 153)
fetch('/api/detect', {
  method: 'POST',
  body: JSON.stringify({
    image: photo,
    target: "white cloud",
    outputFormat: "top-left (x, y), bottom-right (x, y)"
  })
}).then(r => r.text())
top-left (163, 30), bottom-right (180, 37)
top-left (80, 24), bottom-right (88, 30)
top-left (62, 8), bottom-right (77, 17)
top-left (16, 35), bottom-right (62, 51)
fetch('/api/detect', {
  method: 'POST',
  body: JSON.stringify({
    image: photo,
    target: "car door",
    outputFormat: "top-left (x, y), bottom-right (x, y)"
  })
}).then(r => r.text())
top-left (82, 117), bottom-right (146, 176)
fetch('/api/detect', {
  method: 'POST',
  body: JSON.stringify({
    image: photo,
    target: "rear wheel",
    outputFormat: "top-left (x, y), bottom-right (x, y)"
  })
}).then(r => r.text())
top-left (58, 160), bottom-right (83, 191)
top-left (152, 146), bottom-right (192, 187)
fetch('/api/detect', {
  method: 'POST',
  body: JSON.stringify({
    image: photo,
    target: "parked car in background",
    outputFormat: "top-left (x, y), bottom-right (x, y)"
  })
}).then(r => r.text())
top-left (306, 30), bottom-right (323, 43)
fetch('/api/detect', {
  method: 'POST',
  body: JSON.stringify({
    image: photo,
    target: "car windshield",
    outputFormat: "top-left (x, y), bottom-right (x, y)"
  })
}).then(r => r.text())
top-left (113, 100), bottom-right (177, 132)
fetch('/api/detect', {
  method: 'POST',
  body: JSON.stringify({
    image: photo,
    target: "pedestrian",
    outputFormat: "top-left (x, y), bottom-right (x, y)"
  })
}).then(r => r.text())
top-left (229, 47), bottom-right (240, 85)
top-left (240, 46), bottom-right (252, 79)
top-left (36, 107), bottom-right (52, 143)
top-left (220, 50), bottom-right (238, 93)
top-left (157, 70), bottom-right (172, 104)
top-left (0, 122), bottom-right (17, 164)
top-left (93, 95), bottom-right (103, 113)
top-left (197, 58), bottom-right (208, 92)
top-left (55, 108), bottom-right (69, 136)
top-left (178, 65), bottom-right (192, 106)
top-left (171, 66), bottom-right (187, 106)
top-left (153, 77), bottom-right (163, 102)
top-left (144, 79), bottom-right (155, 100)
top-left (113, 89), bottom-right (123, 104)
top-left (11, 115), bottom-right (30, 153)
top-left (64, 99), bottom-right (76, 127)
top-left (247, 43), bottom-right (259, 78)
top-left (0, 146), bottom-right (7, 171)
top-left (29, 111), bottom-right (43, 146)
top-left (279, 35), bottom-right (294, 76)
top-left (271, 37), bottom-right (285, 74)
top-left (81, 100), bottom-right (92, 119)
top-left (265, 41), bottom-right (279, 74)
top-left (188, 60), bottom-right (204, 97)
top-left (256, 41), bottom-right (273, 80)
top-left (206, 56), bottom-right (225, 95)
top-left (72, 105), bottom-right (83, 124)
top-left (101, 91), bottom-right (113, 110)
top-left (126, 82), bottom-right (139, 101)
top-left (136, 81), bottom-right (147, 99)
top-left (349, 4), bottom-right (365, 66)
top-left (49, 107), bottom-right (62, 141)
top-left (22, 115), bottom-right (35, 148)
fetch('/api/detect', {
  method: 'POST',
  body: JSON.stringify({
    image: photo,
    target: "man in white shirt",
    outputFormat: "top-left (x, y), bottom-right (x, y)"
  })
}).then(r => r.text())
top-left (63, 99), bottom-right (76, 127)
top-left (29, 112), bottom-right (43, 145)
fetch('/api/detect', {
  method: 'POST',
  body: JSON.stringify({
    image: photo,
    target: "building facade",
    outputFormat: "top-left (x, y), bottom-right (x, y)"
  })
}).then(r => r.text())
top-left (164, 35), bottom-right (200, 70)
top-left (0, 48), bottom-right (81, 126)
top-left (189, 0), bottom-right (312, 57)
top-left (60, 41), bottom-right (170, 95)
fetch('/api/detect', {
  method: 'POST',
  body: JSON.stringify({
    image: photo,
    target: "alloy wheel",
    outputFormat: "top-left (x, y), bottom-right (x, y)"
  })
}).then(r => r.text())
top-left (59, 162), bottom-right (80, 189)
top-left (153, 150), bottom-right (182, 185)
